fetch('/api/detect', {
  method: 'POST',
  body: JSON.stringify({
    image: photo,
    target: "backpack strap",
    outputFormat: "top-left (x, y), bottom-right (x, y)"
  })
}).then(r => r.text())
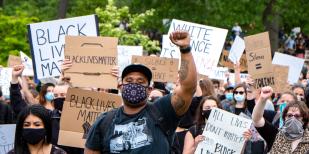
top-left (100, 107), bottom-right (120, 153)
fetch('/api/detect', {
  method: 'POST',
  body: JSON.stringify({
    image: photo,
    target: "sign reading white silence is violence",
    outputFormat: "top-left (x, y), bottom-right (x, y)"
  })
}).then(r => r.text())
top-left (27, 15), bottom-right (99, 80)
top-left (195, 108), bottom-right (252, 154)
top-left (161, 19), bottom-right (228, 76)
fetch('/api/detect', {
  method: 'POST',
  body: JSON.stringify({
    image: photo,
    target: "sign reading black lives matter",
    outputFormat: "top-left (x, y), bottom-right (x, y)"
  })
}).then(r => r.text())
top-left (195, 108), bottom-right (252, 154)
top-left (27, 15), bottom-right (99, 80)
top-left (160, 19), bottom-right (228, 76)
top-left (58, 88), bottom-right (122, 148)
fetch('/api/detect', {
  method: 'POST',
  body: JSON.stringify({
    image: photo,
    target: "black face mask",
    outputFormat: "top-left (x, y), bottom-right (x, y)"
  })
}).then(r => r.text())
top-left (54, 98), bottom-right (65, 111)
top-left (202, 109), bottom-right (212, 120)
top-left (22, 128), bottom-right (46, 145)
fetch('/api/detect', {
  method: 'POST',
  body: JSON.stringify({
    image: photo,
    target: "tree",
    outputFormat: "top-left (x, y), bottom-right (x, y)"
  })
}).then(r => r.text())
top-left (58, 0), bottom-right (69, 19)
top-left (96, 0), bottom-right (160, 54)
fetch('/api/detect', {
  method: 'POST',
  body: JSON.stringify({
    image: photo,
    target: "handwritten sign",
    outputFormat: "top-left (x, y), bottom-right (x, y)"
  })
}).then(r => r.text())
top-left (227, 73), bottom-right (249, 84)
top-left (244, 32), bottom-right (272, 76)
top-left (20, 51), bottom-right (34, 76)
top-left (207, 67), bottom-right (229, 81)
top-left (161, 19), bottom-right (228, 76)
top-left (132, 55), bottom-right (179, 82)
top-left (229, 36), bottom-right (245, 64)
top-left (195, 108), bottom-right (252, 154)
top-left (28, 15), bottom-right (99, 80)
top-left (58, 88), bottom-right (122, 148)
top-left (252, 72), bottom-right (275, 89)
top-left (273, 65), bottom-right (289, 93)
top-left (272, 52), bottom-right (305, 84)
top-left (0, 68), bottom-right (12, 97)
top-left (64, 36), bottom-right (118, 89)
top-left (118, 46), bottom-right (143, 75)
top-left (7, 55), bottom-right (21, 68)
top-left (220, 50), bottom-right (247, 72)
top-left (0, 124), bottom-right (16, 154)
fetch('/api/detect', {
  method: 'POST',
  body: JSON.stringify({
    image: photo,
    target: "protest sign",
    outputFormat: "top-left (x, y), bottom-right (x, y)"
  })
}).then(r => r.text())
top-left (7, 55), bottom-right (21, 68)
top-left (132, 55), bottom-right (179, 82)
top-left (305, 50), bottom-right (309, 63)
top-left (252, 72), bottom-right (275, 89)
top-left (0, 68), bottom-right (12, 97)
top-left (272, 65), bottom-right (289, 93)
top-left (0, 124), bottom-right (16, 154)
top-left (207, 67), bottom-right (229, 81)
top-left (219, 50), bottom-right (247, 72)
top-left (64, 36), bottom-right (118, 89)
top-left (226, 73), bottom-right (248, 84)
top-left (28, 14), bottom-right (99, 80)
top-left (58, 88), bottom-right (122, 148)
top-left (244, 32), bottom-right (272, 76)
top-left (195, 108), bottom-right (252, 154)
top-left (272, 52), bottom-right (305, 84)
top-left (161, 19), bottom-right (228, 76)
top-left (228, 36), bottom-right (245, 64)
top-left (20, 51), bottom-right (34, 76)
top-left (117, 46), bottom-right (143, 75)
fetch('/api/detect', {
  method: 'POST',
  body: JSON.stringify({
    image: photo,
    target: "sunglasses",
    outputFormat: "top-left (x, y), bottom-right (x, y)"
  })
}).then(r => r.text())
top-left (234, 91), bottom-right (245, 95)
top-left (286, 113), bottom-right (302, 119)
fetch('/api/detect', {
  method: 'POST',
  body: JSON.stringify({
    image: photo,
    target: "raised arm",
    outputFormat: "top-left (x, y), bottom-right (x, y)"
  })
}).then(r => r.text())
top-left (170, 31), bottom-right (197, 116)
top-left (252, 86), bottom-right (273, 127)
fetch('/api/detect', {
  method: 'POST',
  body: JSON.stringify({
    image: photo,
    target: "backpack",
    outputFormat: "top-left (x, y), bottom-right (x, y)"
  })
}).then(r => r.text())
top-left (99, 104), bottom-right (180, 154)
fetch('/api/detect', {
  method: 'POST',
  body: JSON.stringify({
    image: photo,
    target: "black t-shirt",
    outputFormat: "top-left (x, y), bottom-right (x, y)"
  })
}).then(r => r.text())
top-left (255, 120), bottom-right (278, 152)
top-left (85, 94), bottom-right (180, 153)
top-left (178, 96), bottom-right (202, 128)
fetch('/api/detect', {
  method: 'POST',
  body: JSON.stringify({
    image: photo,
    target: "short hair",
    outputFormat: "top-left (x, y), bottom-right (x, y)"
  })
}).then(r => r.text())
top-left (14, 104), bottom-right (52, 153)
top-left (282, 101), bottom-right (309, 128)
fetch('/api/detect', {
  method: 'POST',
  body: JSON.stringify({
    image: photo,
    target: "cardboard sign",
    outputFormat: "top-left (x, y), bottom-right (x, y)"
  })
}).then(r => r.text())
top-left (195, 108), bottom-right (252, 154)
top-left (273, 65), bottom-right (289, 93)
top-left (272, 52), bottom-right (305, 84)
top-left (252, 72), bottom-right (275, 89)
top-left (58, 88), bottom-right (122, 148)
top-left (161, 19), bottom-right (228, 76)
top-left (0, 68), bottom-right (12, 97)
top-left (244, 32), bottom-right (272, 76)
top-left (229, 36), bottom-right (245, 64)
top-left (220, 50), bottom-right (247, 72)
top-left (117, 46), bottom-right (143, 75)
top-left (28, 15), bottom-right (99, 80)
top-left (64, 36), bottom-right (118, 89)
top-left (0, 124), bottom-right (16, 154)
top-left (20, 51), bottom-right (34, 76)
top-left (7, 55), bottom-right (21, 68)
top-left (132, 55), bottom-right (179, 82)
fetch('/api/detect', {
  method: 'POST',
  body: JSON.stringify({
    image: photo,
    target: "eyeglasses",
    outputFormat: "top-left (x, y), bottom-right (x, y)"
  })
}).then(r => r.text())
top-left (286, 113), bottom-right (302, 119)
top-left (234, 91), bottom-right (245, 95)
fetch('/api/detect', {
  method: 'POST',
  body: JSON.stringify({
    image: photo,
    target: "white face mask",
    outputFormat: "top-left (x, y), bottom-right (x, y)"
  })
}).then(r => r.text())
top-left (234, 94), bottom-right (245, 102)
top-left (281, 117), bottom-right (304, 141)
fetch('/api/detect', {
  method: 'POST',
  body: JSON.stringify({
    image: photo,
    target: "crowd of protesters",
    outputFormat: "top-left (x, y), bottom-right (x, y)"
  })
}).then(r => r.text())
top-left (0, 28), bottom-right (308, 154)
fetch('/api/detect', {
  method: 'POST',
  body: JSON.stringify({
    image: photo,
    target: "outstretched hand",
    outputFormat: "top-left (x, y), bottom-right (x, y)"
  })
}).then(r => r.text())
top-left (260, 86), bottom-right (273, 101)
top-left (169, 30), bottom-right (190, 48)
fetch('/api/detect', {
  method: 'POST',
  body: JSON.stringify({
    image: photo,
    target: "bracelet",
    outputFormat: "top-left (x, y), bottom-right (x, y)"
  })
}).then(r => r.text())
top-left (180, 46), bottom-right (191, 54)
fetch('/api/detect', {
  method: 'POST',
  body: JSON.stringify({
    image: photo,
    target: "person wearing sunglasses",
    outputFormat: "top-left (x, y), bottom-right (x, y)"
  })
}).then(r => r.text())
top-left (227, 84), bottom-right (251, 116)
top-left (252, 86), bottom-right (309, 153)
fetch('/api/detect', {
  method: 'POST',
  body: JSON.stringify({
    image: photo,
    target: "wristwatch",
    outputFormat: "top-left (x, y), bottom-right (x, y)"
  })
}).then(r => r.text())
top-left (180, 46), bottom-right (191, 54)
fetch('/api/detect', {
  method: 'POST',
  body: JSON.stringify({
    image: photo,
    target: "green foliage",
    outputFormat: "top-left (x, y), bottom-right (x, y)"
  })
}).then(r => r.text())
top-left (0, 11), bottom-right (38, 66)
top-left (96, 0), bottom-right (160, 53)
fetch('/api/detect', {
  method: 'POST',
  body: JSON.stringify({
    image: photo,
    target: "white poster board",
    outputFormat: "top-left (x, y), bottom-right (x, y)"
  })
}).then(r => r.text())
top-left (272, 52), bottom-right (305, 84)
top-left (160, 35), bottom-right (180, 58)
top-left (229, 36), bottom-right (245, 64)
top-left (0, 68), bottom-right (12, 97)
top-left (195, 108), bottom-right (252, 154)
top-left (117, 46), bottom-right (143, 74)
top-left (161, 19), bottom-right (228, 76)
top-left (227, 73), bottom-right (249, 84)
top-left (207, 67), bottom-right (229, 81)
top-left (20, 51), bottom-right (34, 76)
top-left (0, 124), bottom-right (16, 153)
top-left (28, 14), bottom-right (99, 80)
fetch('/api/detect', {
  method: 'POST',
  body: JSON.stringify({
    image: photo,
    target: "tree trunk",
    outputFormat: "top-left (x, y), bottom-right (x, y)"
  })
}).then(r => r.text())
top-left (58, 0), bottom-right (68, 19)
top-left (262, 0), bottom-right (279, 56)
top-left (0, 0), bottom-right (4, 7)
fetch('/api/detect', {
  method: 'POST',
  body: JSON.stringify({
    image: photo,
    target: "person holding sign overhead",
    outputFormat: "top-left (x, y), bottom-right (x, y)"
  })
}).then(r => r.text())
top-left (85, 30), bottom-right (197, 153)
top-left (252, 86), bottom-right (309, 153)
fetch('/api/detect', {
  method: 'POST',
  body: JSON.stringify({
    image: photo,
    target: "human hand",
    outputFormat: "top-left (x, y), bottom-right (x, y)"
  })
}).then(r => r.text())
top-left (260, 86), bottom-right (273, 101)
top-left (11, 65), bottom-right (24, 84)
top-left (169, 30), bottom-right (190, 49)
top-left (110, 66), bottom-right (119, 78)
top-left (242, 129), bottom-right (252, 141)
top-left (194, 135), bottom-right (205, 147)
top-left (61, 59), bottom-right (72, 73)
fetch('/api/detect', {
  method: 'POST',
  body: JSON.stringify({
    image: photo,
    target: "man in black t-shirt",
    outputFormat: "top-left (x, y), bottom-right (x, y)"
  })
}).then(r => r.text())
top-left (85, 30), bottom-right (197, 154)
